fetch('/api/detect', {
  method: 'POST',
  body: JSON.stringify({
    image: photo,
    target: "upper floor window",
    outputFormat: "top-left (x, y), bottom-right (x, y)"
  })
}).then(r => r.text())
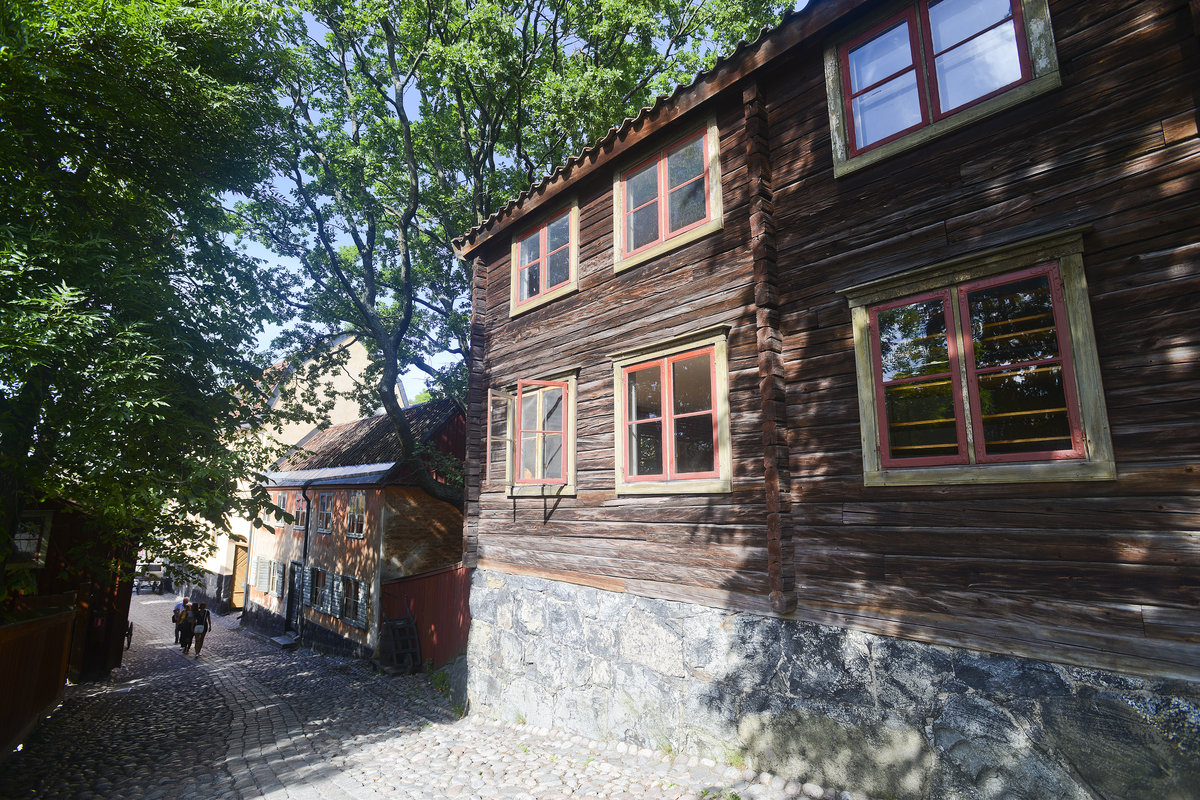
top-left (611, 327), bottom-right (731, 495)
top-left (510, 202), bottom-right (579, 316)
top-left (485, 371), bottom-right (577, 497)
top-left (825, 0), bottom-right (1059, 176)
top-left (293, 497), bottom-right (308, 531)
top-left (275, 492), bottom-right (288, 527)
top-left (612, 119), bottom-right (723, 272)
top-left (346, 491), bottom-right (366, 538)
top-left (316, 492), bottom-right (333, 534)
top-left (840, 230), bottom-right (1114, 485)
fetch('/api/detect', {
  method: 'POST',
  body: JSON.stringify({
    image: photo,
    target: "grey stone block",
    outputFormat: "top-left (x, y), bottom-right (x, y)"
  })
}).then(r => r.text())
top-left (739, 708), bottom-right (932, 800)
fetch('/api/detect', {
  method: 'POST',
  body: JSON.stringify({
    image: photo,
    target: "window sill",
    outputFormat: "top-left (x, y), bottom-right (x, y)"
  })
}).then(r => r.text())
top-left (613, 216), bottom-right (723, 274)
top-left (507, 484), bottom-right (576, 498)
top-left (833, 72), bottom-right (1061, 179)
top-left (865, 458), bottom-right (1115, 486)
top-left (509, 280), bottom-right (579, 318)
top-left (615, 478), bottom-right (731, 496)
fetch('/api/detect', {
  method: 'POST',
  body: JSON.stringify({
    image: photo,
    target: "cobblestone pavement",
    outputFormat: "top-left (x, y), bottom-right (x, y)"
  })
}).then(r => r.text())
top-left (1, 594), bottom-right (865, 800)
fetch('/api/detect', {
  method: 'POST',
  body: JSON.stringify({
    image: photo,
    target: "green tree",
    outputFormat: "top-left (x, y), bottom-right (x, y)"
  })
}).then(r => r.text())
top-left (0, 0), bottom-right (296, 606)
top-left (238, 0), bottom-right (791, 509)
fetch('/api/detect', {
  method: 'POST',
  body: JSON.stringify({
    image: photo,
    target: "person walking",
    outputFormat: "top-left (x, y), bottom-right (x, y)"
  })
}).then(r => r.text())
top-left (192, 602), bottom-right (212, 657)
top-left (179, 604), bottom-right (195, 655)
top-left (172, 597), bottom-right (190, 644)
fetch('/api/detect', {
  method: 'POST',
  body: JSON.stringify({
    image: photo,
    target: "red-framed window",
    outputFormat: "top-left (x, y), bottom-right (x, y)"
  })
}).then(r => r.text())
top-left (346, 490), bottom-right (365, 538)
top-left (841, 0), bottom-right (1031, 155)
top-left (870, 263), bottom-right (1084, 468)
top-left (515, 209), bottom-right (572, 307)
top-left (515, 379), bottom-right (568, 485)
top-left (316, 492), bottom-right (333, 533)
top-left (621, 346), bottom-right (719, 482)
top-left (621, 129), bottom-right (712, 258)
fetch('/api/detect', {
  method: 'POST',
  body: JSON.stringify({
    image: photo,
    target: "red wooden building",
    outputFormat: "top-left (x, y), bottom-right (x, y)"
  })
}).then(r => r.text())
top-left (455, 2), bottom-right (1200, 797)
top-left (243, 398), bottom-right (466, 659)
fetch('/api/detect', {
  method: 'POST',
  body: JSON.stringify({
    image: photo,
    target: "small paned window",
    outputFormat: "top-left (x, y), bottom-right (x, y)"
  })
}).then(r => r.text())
top-left (510, 202), bottom-right (579, 316)
top-left (293, 497), bottom-right (307, 530)
top-left (841, 231), bottom-right (1114, 485)
top-left (485, 371), bottom-right (578, 496)
top-left (623, 347), bottom-right (719, 481)
top-left (842, 0), bottom-right (1029, 155)
top-left (611, 328), bottom-right (732, 495)
top-left (13, 512), bottom-right (51, 567)
top-left (346, 491), bottom-right (366, 539)
top-left (826, 0), bottom-right (1059, 175)
top-left (340, 575), bottom-right (360, 620)
top-left (871, 264), bottom-right (1082, 466)
top-left (309, 567), bottom-right (327, 609)
top-left (276, 493), bottom-right (288, 527)
top-left (623, 131), bottom-right (710, 256)
top-left (316, 492), bottom-right (333, 533)
top-left (613, 120), bottom-right (723, 272)
top-left (515, 380), bottom-right (568, 485)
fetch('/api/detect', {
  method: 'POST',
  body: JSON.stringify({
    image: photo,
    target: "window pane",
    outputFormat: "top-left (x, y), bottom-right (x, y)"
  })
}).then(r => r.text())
top-left (521, 389), bottom-right (540, 431)
top-left (546, 215), bottom-right (570, 252)
top-left (520, 233), bottom-right (540, 266)
top-left (977, 365), bottom-right (1072, 455)
top-left (629, 420), bottom-right (663, 476)
top-left (674, 414), bottom-right (715, 474)
top-left (626, 163), bottom-right (659, 210)
top-left (519, 263), bottom-right (539, 301)
top-left (968, 275), bottom-right (1058, 368)
top-left (878, 299), bottom-right (950, 381)
top-left (667, 137), bottom-right (705, 189)
top-left (542, 432), bottom-right (563, 479)
top-left (627, 366), bottom-right (661, 421)
top-left (852, 71), bottom-right (922, 149)
top-left (934, 19), bottom-right (1022, 112)
top-left (520, 434), bottom-right (539, 479)
top-left (668, 179), bottom-right (706, 233)
top-left (541, 387), bottom-right (563, 432)
top-left (928, 0), bottom-right (1014, 53)
top-left (546, 248), bottom-right (570, 289)
top-left (672, 354), bottom-right (712, 415)
top-left (848, 20), bottom-right (914, 92)
top-left (628, 203), bottom-right (659, 251)
top-left (884, 379), bottom-right (960, 459)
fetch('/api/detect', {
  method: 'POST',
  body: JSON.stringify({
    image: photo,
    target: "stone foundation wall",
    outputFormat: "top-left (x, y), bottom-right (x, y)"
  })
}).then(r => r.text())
top-left (465, 569), bottom-right (1200, 800)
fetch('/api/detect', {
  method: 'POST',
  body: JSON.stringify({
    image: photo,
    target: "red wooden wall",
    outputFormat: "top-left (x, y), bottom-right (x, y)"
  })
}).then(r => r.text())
top-left (380, 562), bottom-right (471, 669)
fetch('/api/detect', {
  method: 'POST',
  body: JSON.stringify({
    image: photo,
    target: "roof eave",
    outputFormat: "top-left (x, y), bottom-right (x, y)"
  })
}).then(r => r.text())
top-left (452, 0), bottom-right (869, 260)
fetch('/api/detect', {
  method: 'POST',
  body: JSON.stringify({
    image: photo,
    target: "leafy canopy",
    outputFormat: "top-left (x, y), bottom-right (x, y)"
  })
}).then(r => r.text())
top-left (0, 0), bottom-right (297, 603)
top-left (237, 0), bottom-right (792, 506)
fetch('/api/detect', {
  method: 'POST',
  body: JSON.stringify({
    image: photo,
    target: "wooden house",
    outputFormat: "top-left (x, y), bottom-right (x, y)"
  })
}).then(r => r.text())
top-left (189, 335), bottom-right (373, 614)
top-left (243, 398), bottom-right (465, 657)
top-left (455, 1), bottom-right (1200, 797)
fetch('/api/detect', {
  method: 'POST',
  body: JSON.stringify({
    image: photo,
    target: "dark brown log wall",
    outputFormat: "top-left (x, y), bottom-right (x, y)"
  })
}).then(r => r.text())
top-left (769, 0), bottom-right (1200, 678)
top-left (463, 0), bottom-right (1200, 679)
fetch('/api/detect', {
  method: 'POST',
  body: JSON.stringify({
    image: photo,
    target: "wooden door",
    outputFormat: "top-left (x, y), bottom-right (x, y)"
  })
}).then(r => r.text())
top-left (231, 545), bottom-right (248, 610)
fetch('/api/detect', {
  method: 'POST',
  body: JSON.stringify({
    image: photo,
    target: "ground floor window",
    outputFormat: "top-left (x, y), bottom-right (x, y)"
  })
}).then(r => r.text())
top-left (840, 230), bottom-right (1114, 485)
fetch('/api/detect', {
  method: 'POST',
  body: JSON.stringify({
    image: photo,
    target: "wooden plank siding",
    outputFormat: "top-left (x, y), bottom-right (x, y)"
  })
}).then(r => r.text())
top-left (769, 0), bottom-right (1200, 678)
top-left (461, 0), bottom-right (1200, 680)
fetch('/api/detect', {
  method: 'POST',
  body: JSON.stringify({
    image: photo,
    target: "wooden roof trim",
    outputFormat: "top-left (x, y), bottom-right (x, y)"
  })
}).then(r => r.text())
top-left (453, 0), bottom-right (871, 259)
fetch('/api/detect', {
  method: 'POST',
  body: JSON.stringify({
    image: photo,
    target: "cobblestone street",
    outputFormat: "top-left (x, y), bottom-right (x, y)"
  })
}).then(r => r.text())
top-left (1, 594), bottom-right (840, 800)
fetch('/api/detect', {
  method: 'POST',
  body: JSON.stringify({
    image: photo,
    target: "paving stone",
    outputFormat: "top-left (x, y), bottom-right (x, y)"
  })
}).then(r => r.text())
top-left (0, 593), bottom-right (884, 800)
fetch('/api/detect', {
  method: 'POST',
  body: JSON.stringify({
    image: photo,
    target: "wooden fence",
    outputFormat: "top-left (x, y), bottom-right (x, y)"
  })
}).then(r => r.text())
top-left (0, 600), bottom-right (75, 760)
top-left (380, 563), bottom-right (472, 669)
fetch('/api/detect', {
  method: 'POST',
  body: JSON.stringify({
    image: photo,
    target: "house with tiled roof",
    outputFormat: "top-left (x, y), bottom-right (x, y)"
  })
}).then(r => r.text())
top-left (455, 0), bottom-right (1200, 797)
top-left (243, 398), bottom-right (465, 657)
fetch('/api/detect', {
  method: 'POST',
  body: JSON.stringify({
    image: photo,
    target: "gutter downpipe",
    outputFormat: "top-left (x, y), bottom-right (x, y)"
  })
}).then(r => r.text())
top-left (298, 480), bottom-right (314, 647)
